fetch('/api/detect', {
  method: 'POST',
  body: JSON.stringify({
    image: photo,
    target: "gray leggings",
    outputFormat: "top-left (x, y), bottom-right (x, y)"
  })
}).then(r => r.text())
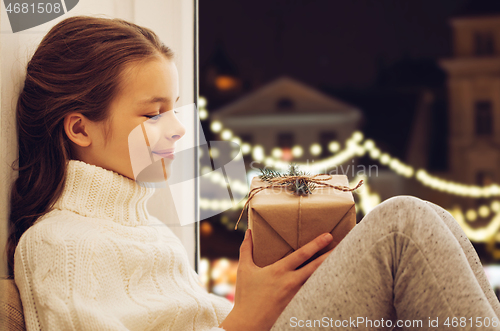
top-left (270, 195), bottom-right (500, 330)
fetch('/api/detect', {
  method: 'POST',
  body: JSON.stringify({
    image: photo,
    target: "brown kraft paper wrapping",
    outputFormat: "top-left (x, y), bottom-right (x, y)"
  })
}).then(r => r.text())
top-left (247, 175), bottom-right (356, 268)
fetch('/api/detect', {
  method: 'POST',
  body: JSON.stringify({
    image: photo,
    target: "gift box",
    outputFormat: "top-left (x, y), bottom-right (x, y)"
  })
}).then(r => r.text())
top-left (243, 174), bottom-right (359, 268)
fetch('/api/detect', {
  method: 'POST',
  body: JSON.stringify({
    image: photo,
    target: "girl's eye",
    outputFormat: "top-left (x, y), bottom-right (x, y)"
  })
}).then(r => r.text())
top-left (145, 114), bottom-right (160, 121)
top-left (145, 110), bottom-right (178, 120)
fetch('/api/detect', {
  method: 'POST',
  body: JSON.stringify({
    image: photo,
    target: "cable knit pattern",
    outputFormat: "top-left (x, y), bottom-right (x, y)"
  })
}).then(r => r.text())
top-left (14, 159), bottom-right (233, 331)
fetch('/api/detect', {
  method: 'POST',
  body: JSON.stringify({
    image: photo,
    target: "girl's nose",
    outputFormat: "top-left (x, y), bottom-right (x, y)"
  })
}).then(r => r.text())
top-left (169, 113), bottom-right (186, 141)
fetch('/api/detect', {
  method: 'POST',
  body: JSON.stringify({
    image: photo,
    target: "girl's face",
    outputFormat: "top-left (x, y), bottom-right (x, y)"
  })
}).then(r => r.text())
top-left (69, 55), bottom-right (186, 182)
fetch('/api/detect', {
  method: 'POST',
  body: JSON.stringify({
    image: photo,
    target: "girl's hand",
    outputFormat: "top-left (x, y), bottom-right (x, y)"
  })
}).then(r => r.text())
top-left (219, 229), bottom-right (335, 331)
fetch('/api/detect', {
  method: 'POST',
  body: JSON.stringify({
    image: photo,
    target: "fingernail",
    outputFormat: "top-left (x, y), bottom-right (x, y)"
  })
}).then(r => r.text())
top-left (245, 229), bottom-right (249, 239)
top-left (322, 233), bottom-right (333, 243)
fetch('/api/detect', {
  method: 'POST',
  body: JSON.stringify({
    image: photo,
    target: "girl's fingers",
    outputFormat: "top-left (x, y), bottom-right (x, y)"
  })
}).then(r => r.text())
top-left (278, 233), bottom-right (333, 271)
top-left (239, 229), bottom-right (256, 269)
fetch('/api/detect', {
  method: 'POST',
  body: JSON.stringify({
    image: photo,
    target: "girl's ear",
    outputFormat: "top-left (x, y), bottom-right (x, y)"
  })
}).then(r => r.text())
top-left (64, 113), bottom-right (92, 148)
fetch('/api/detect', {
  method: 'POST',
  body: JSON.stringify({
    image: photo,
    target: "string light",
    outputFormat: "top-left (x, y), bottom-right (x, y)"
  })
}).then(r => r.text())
top-left (209, 147), bottom-right (219, 159)
top-left (201, 166), bottom-right (211, 176)
top-left (450, 206), bottom-right (500, 243)
top-left (329, 141), bottom-right (340, 153)
top-left (198, 96), bottom-right (209, 120)
top-left (291, 145), bottom-right (303, 158)
top-left (350, 175), bottom-right (380, 215)
top-left (200, 96), bottom-right (500, 241)
top-left (221, 129), bottom-right (233, 140)
top-left (492, 201), bottom-right (500, 213)
top-left (415, 170), bottom-right (500, 198)
top-left (231, 137), bottom-right (241, 146)
top-left (198, 163), bottom-right (500, 241)
top-left (252, 145), bottom-right (264, 161)
top-left (310, 143), bottom-right (322, 156)
top-left (271, 148), bottom-right (282, 158)
top-left (199, 108), bottom-right (208, 120)
top-left (198, 96), bottom-right (207, 108)
top-left (231, 149), bottom-right (243, 160)
top-left (211, 121), bottom-right (222, 133)
top-left (204, 98), bottom-right (500, 198)
top-left (479, 205), bottom-right (490, 218)
top-left (369, 148), bottom-right (381, 159)
top-left (379, 153), bottom-right (390, 165)
top-left (352, 131), bottom-right (364, 142)
top-left (264, 157), bottom-right (275, 167)
top-left (241, 143), bottom-right (251, 155)
top-left (466, 209), bottom-right (478, 222)
top-left (363, 139), bottom-right (375, 150)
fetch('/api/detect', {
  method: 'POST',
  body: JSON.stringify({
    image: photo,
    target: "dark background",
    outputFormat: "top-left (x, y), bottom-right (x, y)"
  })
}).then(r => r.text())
top-left (200, 0), bottom-right (467, 90)
top-left (199, 0), bottom-right (481, 168)
top-left (199, 0), bottom-right (500, 265)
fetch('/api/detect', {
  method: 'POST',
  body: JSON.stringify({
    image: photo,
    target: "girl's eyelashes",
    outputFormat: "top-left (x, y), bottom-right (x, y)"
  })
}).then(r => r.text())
top-left (144, 114), bottom-right (161, 121)
top-left (144, 110), bottom-right (179, 120)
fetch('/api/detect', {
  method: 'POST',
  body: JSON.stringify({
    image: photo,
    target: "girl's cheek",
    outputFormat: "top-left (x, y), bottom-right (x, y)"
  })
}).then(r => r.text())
top-left (149, 126), bottom-right (162, 145)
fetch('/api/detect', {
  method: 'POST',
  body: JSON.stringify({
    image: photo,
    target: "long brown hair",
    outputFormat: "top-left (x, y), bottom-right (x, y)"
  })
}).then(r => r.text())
top-left (6, 16), bottom-right (175, 278)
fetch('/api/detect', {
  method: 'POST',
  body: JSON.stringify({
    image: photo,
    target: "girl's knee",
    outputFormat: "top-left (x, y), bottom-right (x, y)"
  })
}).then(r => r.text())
top-left (371, 195), bottom-right (426, 218)
top-left (382, 195), bottom-right (424, 208)
top-left (361, 195), bottom-right (439, 231)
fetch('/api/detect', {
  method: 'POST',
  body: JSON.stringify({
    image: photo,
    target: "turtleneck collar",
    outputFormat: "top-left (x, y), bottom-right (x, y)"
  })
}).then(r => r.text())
top-left (52, 159), bottom-right (156, 227)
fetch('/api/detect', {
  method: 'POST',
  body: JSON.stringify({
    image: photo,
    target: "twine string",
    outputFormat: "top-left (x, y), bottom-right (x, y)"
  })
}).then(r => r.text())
top-left (234, 175), bottom-right (363, 230)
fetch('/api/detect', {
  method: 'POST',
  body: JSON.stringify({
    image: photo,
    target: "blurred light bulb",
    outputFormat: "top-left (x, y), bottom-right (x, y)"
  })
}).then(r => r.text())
top-left (210, 147), bottom-right (219, 159)
top-left (221, 129), bottom-right (232, 140)
top-left (310, 143), bottom-right (322, 156)
top-left (491, 201), bottom-right (500, 212)
top-left (352, 131), bottom-right (364, 142)
top-left (380, 154), bottom-right (390, 165)
top-left (198, 96), bottom-right (207, 108)
top-left (370, 149), bottom-right (381, 159)
top-left (328, 141), bottom-right (340, 153)
top-left (231, 137), bottom-right (241, 146)
top-left (478, 205), bottom-right (490, 218)
top-left (363, 139), bottom-right (375, 150)
top-left (466, 210), bottom-right (477, 222)
top-left (272, 148), bottom-right (282, 158)
top-left (211, 121), bottom-right (222, 133)
top-left (253, 145), bottom-right (264, 161)
top-left (199, 108), bottom-right (208, 120)
top-left (292, 145), bottom-right (303, 157)
top-left (241, 143), bottom-right (251, 155)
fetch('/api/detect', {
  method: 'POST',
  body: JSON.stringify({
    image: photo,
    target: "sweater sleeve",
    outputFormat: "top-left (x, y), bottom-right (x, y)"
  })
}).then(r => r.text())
top-left (14, 221), bottom-right (230, 331)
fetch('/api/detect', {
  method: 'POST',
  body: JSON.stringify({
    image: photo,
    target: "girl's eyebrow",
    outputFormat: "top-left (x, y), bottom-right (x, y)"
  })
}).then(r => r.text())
top-left (138, 95), bottom-right (180, 104)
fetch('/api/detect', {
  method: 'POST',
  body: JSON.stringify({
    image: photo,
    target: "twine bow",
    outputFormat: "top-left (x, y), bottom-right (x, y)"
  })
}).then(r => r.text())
top-left (234, 174), bottom-right (363, 230)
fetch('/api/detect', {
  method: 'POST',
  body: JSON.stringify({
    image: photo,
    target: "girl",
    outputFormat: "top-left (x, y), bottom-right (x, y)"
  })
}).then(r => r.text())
top-left (6, 15), bottom-right (500, 331)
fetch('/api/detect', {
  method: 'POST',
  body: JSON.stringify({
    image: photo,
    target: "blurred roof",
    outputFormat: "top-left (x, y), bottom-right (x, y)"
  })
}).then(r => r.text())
top-left (213, 75), bottom-right (362, 118)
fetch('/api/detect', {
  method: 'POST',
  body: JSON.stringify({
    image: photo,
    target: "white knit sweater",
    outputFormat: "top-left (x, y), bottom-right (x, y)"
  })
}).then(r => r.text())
top-left (14, 159), bottom-right (233, 331)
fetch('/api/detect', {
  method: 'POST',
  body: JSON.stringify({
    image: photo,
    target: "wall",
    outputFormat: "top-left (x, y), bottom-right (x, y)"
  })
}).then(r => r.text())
top-left (0, 0), bottom-right (198, 277)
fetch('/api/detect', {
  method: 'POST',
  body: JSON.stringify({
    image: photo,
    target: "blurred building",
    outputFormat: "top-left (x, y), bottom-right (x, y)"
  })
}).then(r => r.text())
top-left (211, 75), bottom-right (363, 171)
top-left (439, 8), bottom-right (500, 200)
top-left (199, 0), bottom-right (500, 298)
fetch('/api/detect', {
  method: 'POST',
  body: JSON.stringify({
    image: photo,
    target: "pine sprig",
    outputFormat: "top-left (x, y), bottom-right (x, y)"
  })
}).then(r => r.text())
top-left (258, 163), bottom-right (316, 196)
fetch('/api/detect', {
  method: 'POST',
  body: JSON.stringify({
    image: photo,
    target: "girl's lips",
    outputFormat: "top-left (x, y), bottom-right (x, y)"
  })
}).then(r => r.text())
top-left (153, 148), bottom-right (175, 154)
top-left (152, 150), bottom-right (175, 159)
